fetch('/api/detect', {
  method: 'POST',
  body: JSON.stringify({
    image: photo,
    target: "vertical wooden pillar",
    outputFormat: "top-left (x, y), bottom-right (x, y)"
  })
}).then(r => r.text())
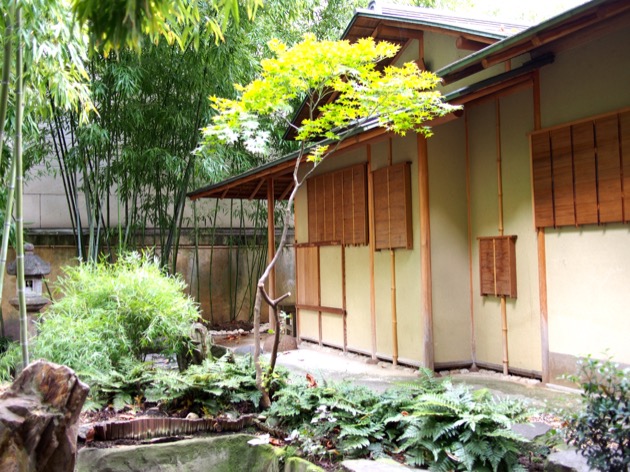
top-left (464, 111), bottom-right (478, 368)
top-left (533, 70), bottom-right (550, 383)
top-left (341, 245), bottom-right (347, 353)
top-left (267, 178), bottom-right (276, 330)
top-left (418, 135), bottom-right (434, 370)
top-left (367, 146), bottom-right (377, 360)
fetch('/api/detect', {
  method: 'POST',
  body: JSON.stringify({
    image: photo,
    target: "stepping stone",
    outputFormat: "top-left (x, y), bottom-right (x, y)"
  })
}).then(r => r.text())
top-left (546, 449), bottom-right (593, 471)
top-left (511, 421), bottom-right (551, 440)
top-left (342, 459), bottom-right (426, 471)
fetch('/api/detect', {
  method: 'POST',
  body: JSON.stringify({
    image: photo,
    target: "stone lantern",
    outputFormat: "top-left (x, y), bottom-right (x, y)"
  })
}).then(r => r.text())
top-left (7, 243), bottom-right (51, 314)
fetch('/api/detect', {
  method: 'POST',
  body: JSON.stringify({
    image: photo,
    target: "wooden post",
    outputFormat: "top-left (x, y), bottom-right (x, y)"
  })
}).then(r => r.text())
top-left (367, 146), bottom-right (377, 360)
top-left (418, 135), bottom-right (434, 370)
top-left (266, 178), bottom-right (276, 330)
top-left (390, 249), bottom-right (398, 365)
top-left (533, 70), bottom-right (550, 383)
top-left (341, 245), bottom-right (347, 353)
top-left (317, 246), bottom-right (322, 346)
top-left (496, 100), bottom-right (509, 376)
top-left (464, 111), bottom-right (478, 369)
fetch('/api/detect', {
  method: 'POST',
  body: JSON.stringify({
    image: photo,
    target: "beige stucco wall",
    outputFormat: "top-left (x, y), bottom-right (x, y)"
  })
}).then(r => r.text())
top-left (539, 26), bottom-right (630, 367)
top-left (467, 88), bottom-right (542, 373)
top-left (427, 118), bottom-right (472, 364)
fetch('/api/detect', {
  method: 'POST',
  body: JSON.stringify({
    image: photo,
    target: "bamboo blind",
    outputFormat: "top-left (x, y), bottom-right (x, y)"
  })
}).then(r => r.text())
top-left (306, 164), bottom-right (367, 245)
top-left (531, 109), bottom-right (630, 228)
top-left (478, 235), bottom-right (517, 298)
top-left (372, 162), bottom-right (413, 250)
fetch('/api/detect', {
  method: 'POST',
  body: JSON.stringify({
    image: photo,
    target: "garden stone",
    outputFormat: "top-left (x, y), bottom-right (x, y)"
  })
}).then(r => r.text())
top-left (0, 359), bottom-right (89, 472)
top-left (77, 434), bottom-right (282, 472)
top-left (511, 421), bottom-right (551, 440)
top-left (545, 449), bottom-right (593, 471)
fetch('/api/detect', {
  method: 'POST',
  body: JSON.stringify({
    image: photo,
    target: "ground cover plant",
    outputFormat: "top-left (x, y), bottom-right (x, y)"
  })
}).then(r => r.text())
top-left (565, 355), bottom-right (630, 472)
top-left (267, 369), bottom-right (532, 471)
top-left (0, 252), bottom-right (200, 408)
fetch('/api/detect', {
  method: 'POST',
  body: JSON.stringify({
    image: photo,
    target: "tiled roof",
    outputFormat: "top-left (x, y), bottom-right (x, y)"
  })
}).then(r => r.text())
top-left (360, 1), bottom-right (529, 38)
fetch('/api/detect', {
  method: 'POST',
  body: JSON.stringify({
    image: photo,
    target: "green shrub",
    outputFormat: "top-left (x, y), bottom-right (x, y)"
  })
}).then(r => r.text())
top-left (267, 370), bottom-right (531, 471)
top-left (565, 355), bottom-right (630, 472)
top-left (33, 251), bottom-right (200, 406)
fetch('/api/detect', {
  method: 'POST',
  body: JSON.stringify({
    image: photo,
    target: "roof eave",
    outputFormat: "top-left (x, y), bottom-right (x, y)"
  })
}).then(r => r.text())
top-left (435, 0), bottom-right (622, 82)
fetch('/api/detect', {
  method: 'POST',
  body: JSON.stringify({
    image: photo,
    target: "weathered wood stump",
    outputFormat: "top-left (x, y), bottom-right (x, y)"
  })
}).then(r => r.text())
top-left (0, 359), bottom-right (89, 472)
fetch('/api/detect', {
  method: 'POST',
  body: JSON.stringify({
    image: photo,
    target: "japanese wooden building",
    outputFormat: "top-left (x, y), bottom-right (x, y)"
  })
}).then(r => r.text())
top-left (189, 0), bottom-right (630, 383)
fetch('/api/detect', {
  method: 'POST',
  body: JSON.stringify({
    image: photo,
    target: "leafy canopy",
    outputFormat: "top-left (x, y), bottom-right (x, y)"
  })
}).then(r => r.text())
top-left (201, 33), bottom-right (458, 160)
top-left (71, 0), bottom-right (263, 53)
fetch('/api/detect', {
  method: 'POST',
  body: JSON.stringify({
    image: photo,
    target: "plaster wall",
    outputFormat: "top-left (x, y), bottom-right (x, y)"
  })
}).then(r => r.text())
top-left (427, 118), bottom-right (471, 364)
top-left (539, 26), bottom-right (630, 370)
top-left (370, 134), bottom-right (424, 363)
top-left (467, 88), bottom-right (542, 373)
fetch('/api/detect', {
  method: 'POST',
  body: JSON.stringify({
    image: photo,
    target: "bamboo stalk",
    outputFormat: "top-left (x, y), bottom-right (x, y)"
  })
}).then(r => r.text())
top-left (0, 11), bottom-right (14, 337)
top-left (496, 99), bottom-right (509, 376)
top-left (0, 160), bottom-right (15, 338)
top-left (390, 249), bottom-right (398, 365)
top-left (367, 146), bottom-right (377, 360)
top-left (14, 4), bottom-right (29, 368)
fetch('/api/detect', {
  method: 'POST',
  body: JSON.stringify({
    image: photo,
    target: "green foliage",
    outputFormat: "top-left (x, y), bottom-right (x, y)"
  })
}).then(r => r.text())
top-left (0, 340), bottom-right (21, 381)
top-left (565, 355), bottom-right (630, 472)
top-left (32, 251), bottom-right (199, 404)
top-left (200, 33), bottom-right (458, 160)
top-left (146, 355), bottom-right (287, 414)
top-left (71, 0), bottom-right (262, 53)
top-left (267, 370), bottom-right (530, 470)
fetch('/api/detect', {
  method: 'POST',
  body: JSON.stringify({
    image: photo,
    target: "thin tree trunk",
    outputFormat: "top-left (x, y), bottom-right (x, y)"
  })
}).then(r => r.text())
top-left (14, 4), bottom-right (29, 368)
top-left (0, 160), bottom-right (15, 339)
top-left (0, 7), bottom-right (14, 338)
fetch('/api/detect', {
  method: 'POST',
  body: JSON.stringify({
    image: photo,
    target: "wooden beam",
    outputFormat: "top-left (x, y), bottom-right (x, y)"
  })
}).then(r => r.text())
top-left (391, 37), bottom-right (419, 65)
top-left (532, 70), bottom-right (550, 383)
top-left (266, 178), bottom-right (276, 330)
top-left (248, 179), bottom-right (265, 200)
top-left (452, 74), bottom-right (533, 107)
top-left (295, 304), bottom-right (346, 316)
top-left (418, 135), bottom-right (434, 370)
top-left (480, 2), bottom-right (630, 70)
top-left (456, 36), bottom-right (489, 51)
top-left (367, 146), bottom-right (377, 360)
top-left (278, 181), bottom-right (294, 201)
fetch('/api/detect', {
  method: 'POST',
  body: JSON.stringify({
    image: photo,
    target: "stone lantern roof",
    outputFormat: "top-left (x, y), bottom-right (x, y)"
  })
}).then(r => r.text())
top-left (6, 243), bottom-right (51, 277)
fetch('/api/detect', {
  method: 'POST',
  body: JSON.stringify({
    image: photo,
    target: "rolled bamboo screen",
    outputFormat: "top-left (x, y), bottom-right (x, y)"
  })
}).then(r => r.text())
top-left (478, 235), bottom-right (517, 298)
top-left (306, 164), bottom-right (368, 245)
top-left (531, 109), bottom-right (630, 228)
top-left (372, 162), bottom-right (413, 250)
